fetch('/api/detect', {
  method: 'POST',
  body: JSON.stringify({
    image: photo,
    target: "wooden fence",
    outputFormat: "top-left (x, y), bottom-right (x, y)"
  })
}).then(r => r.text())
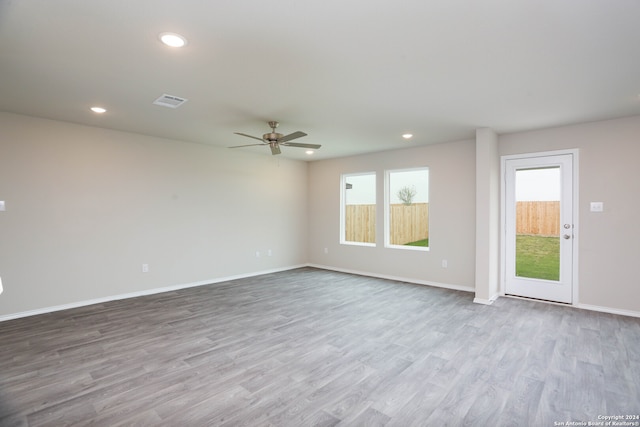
top-left (345, 203), bottom-right (428, 244)
top-left (345, 201), bottom-right (559, 244)
top-left (390, 203), bottom-right (429, 244)
top-left (345, 204), bottom-right (376, 243)
top-left (516, 201), bottom-right (560, 236)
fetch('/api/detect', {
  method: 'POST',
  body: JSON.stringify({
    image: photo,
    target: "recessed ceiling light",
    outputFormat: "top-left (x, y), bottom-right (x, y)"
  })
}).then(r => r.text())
top-left (90, 107), bottom-right (106, 114)
top-left (159, 32), bottom-right (187, 48)
top-left (305, 150), bottom-right (314, 155)
top-left (402, 133), bottom-right (413, 140)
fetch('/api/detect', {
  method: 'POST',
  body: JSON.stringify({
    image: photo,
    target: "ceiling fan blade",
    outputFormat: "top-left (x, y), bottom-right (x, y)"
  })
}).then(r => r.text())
top-left (270, 144), bottom-right (281, 155)
top-left (234, 132), bottom-right (265, 142)
top-left (228, 143), bottom-right (266, 148)
top-left (278, 131), bottom-right (307, 143)
top-left (281, 142), bottom-right (321, 149)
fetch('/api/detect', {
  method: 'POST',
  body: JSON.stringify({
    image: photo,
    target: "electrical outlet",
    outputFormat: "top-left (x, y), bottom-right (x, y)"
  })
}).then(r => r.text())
top-left (0, 201), bottom-right (5, 211)
top-left (324, 247), bottom-right (329, 254)
top-left (267, 249), bottom-right (272, 257)
top-left (442, 260), bottom-right (448, 268)
top-left (142, 264), bottom-right (149, 273)
top-left (255, 251), bottom-right (261, 258)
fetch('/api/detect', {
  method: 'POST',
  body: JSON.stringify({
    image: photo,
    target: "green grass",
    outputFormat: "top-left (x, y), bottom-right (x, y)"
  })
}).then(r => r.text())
top-left (402, 235), bottom-right (558, 281)
top-left (516, 235), bottom-right (559, 281)
top-left (405, 238), bottom-right (429, 247)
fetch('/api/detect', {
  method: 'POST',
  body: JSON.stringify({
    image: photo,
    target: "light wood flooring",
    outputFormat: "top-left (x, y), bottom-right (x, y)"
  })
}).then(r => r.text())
top-left (0, 267), bottom-right (639, 426)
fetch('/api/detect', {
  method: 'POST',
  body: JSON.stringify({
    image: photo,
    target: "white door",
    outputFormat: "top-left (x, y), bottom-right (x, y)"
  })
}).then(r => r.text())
top-left (504, 153), bottom-right (574, 303)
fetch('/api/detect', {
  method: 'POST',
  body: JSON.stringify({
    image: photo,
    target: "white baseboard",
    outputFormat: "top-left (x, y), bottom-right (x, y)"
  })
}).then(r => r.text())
top-left (7, 264), bottom-right (636, 322)
top-left (576, 303), bottom-right (640, 318)
top-left (0, 264), bottom-right (307, 322)
top-left (473, 295), bottom-right (499, 305)
top-left (307, 263), bottom-right (475, 293)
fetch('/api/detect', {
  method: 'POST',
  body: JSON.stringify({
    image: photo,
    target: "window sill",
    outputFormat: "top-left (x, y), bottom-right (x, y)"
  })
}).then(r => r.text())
top-left (384, 244), bottom-right (430, 252)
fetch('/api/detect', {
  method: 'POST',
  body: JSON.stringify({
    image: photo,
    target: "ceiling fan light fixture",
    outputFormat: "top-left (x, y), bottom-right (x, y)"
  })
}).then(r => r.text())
top-left (159, 32), bottom-right (188, 48)
top-left (305, 150), bottom-right (314, 155)
top-left (402, 133), bottom-right (413, 140)
top-left (90, 106), bottom-right (107, 113)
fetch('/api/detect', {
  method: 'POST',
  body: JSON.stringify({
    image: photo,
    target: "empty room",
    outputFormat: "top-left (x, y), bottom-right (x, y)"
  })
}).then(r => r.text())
top-left (1, 1), bottom-right (639, 426)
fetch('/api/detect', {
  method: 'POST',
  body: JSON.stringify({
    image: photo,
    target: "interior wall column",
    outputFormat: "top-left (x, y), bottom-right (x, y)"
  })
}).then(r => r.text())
top-left (474, 128), bottom-right (500, 304)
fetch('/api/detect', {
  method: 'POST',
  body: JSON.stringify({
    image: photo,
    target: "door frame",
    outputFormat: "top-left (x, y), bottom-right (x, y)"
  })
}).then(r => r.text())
top-left (500, 149), bottom-right (580, 305)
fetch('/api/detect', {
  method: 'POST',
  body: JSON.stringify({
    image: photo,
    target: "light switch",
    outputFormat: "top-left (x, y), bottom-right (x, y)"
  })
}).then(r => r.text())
top-left (590, 202), bottom-right (604, 212)
top-left (0, 201), bottom-right (4, 211)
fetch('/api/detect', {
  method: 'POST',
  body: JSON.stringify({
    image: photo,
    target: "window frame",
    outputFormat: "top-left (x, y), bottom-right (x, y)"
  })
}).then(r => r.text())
top-left (340, 171), bottom-right (377, 247)
top-left (384, 167), bottom-right (430, 251)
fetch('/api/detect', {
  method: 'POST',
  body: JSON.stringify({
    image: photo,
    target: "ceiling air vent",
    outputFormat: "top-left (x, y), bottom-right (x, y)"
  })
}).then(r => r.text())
top-left (153, 94), bottom-right (188, 108)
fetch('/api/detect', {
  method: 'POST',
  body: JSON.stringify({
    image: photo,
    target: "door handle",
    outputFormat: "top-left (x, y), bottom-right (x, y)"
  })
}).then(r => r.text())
top-left (563, 234), bottom-right (571, 239)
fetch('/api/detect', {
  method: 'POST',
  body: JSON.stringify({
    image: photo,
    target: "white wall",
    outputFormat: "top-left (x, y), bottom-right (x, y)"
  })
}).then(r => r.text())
top-left (308, 115), bottom-right (640, 315)
top-left (0, 112), bottom-right (309, 317)
top-left (2, 112), bottom-right (639, 319)
top-left (308, 139), bottom-right (477, 290)
top-left (499, 115), bottom-right (640, 313)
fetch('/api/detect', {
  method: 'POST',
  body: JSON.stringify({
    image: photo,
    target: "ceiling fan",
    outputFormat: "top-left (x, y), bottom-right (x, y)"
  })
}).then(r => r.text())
top-left (230, 121), bottom-right (321, 155)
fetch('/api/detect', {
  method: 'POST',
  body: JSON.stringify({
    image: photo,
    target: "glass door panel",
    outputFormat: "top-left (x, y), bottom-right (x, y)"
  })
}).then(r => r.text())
top-left (515, 167), bottom-right (560, 281)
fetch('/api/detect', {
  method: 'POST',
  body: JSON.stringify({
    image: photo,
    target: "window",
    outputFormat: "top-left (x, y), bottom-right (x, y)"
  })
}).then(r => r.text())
top-left (341, 172), bottom-right (376, 245)
top-left (385, 168), bottom-right (429, 250)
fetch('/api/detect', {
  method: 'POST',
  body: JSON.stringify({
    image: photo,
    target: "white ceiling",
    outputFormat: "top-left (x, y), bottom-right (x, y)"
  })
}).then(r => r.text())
top-left (1, 0), bottom-right (639, 161)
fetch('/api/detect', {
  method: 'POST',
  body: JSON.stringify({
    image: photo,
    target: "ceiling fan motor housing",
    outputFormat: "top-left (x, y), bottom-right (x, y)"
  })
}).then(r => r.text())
top-left (264, 121), bottom-right (282, 141)
top-left (263, 132), bottom-right (283, 142)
